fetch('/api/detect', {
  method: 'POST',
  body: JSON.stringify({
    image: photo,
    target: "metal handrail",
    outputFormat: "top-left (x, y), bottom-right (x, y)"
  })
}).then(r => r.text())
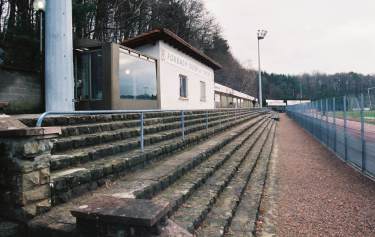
top-left (35, 108), bottom-right (256, 127)
top-left (35, 108), bottom-right (258, 153)
top-left (36, 110), bottom-right (164, 127)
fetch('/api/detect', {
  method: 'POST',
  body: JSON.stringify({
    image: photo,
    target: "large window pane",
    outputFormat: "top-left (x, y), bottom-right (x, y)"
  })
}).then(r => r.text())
top-left (119, 51), bottom-right (157, 100)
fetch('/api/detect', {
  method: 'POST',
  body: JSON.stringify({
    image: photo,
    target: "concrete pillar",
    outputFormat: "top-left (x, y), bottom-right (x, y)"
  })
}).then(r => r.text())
top-left (45, 0), bottom-right (74, 111)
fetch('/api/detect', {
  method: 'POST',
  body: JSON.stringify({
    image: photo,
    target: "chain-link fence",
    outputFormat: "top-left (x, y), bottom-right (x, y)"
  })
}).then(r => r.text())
top-left (287, 94), bottom-right (375, 178)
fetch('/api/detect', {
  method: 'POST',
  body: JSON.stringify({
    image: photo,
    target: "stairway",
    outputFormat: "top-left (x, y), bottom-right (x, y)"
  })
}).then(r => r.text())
top-left (17, 109), bottom-right (277, 237)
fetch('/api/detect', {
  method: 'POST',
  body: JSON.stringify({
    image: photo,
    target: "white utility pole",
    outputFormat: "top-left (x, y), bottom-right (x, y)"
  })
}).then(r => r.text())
top-left (45, 0), bottom-right (75, 111)
top-left (257, 30), bottom-right (267, 108)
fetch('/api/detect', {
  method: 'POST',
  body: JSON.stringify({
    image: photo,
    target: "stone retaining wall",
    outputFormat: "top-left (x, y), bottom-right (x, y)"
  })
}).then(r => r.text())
top-left (0, 68), bottom-right (42, 114)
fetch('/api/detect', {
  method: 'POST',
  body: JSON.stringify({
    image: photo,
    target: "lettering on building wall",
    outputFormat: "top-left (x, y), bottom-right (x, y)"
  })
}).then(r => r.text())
top-left (161, 47), bottom-right (213, 79)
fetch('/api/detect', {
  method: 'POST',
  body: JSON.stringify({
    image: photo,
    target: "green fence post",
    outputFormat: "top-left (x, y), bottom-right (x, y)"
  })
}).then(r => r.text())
top-left (320, 99), bottom-right (323, 140)
top-left (311, 101), bottom-right (314, 133)
top-left (360, 94), bottom-right (366, 172)
top-left (314, 101), bottom-right (317, 137)
top-left (344, 96), bottom-right (348, 162)
top-left (326, 98), bottom-right (329, 146)
top-left (333, 97), bottom-right (337, 153)
top-left (140, 112), bottom-right (144, 152)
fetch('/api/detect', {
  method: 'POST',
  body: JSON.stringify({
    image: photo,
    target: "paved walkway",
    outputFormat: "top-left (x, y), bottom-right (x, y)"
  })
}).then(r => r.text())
top-left (273, 114), bottom-right (375, 236)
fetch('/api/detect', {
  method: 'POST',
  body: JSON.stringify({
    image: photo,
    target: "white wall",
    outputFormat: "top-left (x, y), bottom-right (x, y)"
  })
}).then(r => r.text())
top-left (135, 41), bottom-right (215, 110)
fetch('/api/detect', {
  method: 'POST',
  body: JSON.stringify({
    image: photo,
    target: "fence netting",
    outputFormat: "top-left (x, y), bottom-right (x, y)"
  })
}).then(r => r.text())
top-left (287, 94), bottom-right (375, 178)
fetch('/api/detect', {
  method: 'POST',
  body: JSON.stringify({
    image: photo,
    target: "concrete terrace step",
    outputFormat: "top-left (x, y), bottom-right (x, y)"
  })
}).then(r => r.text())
top-left (20, 109), bottom-right (259, 127)
top-left (50, 111), bottom-right (260, 171)
top-left (92, 118), bottom-right (269, 200)
top-left (19, 111), bottom-right (170, 127)
top-left (28, 113), bottom-right (269, 236)
top-left (58, 110), bottom-right (245, 137)
top-left (170, 121), bottom-right (274, 234)
top-left (49, 113), bottom-right (267, 205)
top-left (152, 118), bottom-right (270, 215)
top-left (224, 123), bottom-right (276, 237)
top-left (52, 110), bottom-right (254, 152)
top-left (196, 122), bottom-right (276, 237)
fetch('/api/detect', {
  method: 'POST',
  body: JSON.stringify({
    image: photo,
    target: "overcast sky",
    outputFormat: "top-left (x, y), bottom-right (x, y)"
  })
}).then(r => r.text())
top-left (203, 0), bottom-right (375, 75)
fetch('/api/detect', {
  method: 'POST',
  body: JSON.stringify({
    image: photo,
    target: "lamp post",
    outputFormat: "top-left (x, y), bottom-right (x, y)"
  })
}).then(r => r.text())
top-left (257, 29), bottom-right (267, 108)
top-left (33, 0), bottom-right (46, 110)
top-left (33, 0), bottom-right (45, 53)
top-left (34, 0), bottom-right (75, 112)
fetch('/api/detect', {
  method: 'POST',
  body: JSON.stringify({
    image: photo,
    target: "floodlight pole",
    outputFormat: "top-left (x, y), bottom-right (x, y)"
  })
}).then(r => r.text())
top-left (257, 30), bottom-right (267, 108)
top-left (257, 38), bottom-right (262, 108)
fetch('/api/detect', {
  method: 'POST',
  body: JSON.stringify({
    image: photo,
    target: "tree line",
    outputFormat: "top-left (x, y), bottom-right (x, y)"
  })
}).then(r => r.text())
top-left (262, 72), bottom-right (375, 101)
top-left (1, 0), bottom-right (374, 102)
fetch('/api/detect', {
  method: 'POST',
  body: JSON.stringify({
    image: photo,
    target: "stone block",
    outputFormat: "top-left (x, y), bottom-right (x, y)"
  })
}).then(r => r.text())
top-left (54, 117), bottom-right (68, 125)
top-left (71, 197), bottom-right (170, 227)
top-left (35, 199), bottom-right (51, 215)
top-left (20, 171), bottom-right (40, 192)
top-left (77, 126), bottom-right (89, 135)
top-left (55, 190), bottom-right (72, 204)
top-left (22, 184), bottom-right (50, 204)
top-left (21, 139), bottom-right (53, 158)
top-left (14, 154), bottom-right (50, 173)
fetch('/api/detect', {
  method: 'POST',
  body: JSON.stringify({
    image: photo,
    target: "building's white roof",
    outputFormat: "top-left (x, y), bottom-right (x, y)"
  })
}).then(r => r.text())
top-left (266, 100), bottom-right (286, 106)
top-left (287, 100), bottom-right (311, 106)
top-left (214, 83), bottom-right (257, 101)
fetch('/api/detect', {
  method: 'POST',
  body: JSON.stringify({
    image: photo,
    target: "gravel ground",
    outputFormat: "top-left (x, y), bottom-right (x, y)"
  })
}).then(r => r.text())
top-left (274, 114), bottom-right (375, 237)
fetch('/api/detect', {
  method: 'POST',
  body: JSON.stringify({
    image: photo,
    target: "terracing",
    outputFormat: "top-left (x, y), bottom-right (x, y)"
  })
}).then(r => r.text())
top-left (0, 109), bottom-right (277, 237)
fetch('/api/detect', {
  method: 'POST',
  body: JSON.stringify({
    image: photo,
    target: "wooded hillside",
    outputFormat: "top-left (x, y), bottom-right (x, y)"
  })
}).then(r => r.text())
top-left (1, 0), bottom-right (374, 102)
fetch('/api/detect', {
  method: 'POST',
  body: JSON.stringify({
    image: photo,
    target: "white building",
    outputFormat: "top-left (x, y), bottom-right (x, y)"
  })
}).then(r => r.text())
top-left (73, 29), bottom-right (256, 111)
top-left (122, 28), bottom-right (221, 110)
top-left (266, 100), bottom-right (286, 107)
top-left (287, 100), bottom-right (311, 106)
top-left (214, 83), bottom-right (257, 108)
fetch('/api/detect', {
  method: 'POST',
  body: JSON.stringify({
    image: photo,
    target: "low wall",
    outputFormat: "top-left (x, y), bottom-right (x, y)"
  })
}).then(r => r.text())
top-left (0, 67), bottom-right (42, 114)
top-left (0, 128), bottom-right (59, 222)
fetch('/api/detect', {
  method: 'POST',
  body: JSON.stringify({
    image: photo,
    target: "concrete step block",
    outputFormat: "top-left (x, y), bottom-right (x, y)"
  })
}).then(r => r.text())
top-left (172, 121), bottom-right (273, 234)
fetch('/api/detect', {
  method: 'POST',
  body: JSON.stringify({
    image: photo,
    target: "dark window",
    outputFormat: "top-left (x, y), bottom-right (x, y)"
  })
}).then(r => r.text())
top-left (180, 75), bottom-right (188, 98)
top-left (74, 49), bottom-right (104, 100)
top-left (0, 48), bottom-right (4, 65)
top-left (75, 53), bottom-right (90, 99)
top-left (90, 51), bottom-right (104, 100)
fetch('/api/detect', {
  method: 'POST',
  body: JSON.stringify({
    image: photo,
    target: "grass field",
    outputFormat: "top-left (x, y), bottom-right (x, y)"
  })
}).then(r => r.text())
top-left (330, 110), bottom-right (375, 124)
